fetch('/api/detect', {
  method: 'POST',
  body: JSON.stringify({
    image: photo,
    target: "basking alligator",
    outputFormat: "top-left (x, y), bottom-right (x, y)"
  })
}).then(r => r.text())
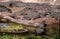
top-left (8, 1), bottom-right (51, 20)
top-left (0, 1), bottom-right (59, 34)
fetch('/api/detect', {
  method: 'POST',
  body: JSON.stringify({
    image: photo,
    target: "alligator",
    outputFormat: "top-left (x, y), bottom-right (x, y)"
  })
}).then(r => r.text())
top-left (0, 1), bottom-right (59, 34)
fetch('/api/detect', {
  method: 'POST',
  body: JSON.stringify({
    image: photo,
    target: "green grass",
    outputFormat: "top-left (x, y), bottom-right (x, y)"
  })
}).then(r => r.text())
top-left (0, 25), bottom-right (59, 39)
top-left (1, 24), bottom-right (24, 31)
top-left (0, 21), bottom-right (59, 39)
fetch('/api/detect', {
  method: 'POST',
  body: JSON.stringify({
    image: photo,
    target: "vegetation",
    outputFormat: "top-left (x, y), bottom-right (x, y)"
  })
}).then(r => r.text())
top-left (0, 23), bottom-right (59, 39)
top-left (1, 23), bottom-right (24, 31)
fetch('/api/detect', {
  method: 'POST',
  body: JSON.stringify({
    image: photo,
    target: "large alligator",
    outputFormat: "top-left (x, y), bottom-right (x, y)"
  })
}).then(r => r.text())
top-left (0, 1), bottom-right (59, 34)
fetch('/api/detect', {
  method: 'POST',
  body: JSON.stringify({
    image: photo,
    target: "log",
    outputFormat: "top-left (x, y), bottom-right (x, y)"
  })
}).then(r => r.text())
top-left (0, 1), bottom-right (59, 28)
top-left (0, 29), bottom-right (28, 33)
top-left (0, 1), bottom-right (50, 8)
top-left (0, 15), bottom-right (38, 28)
top-left (0, 14), bottom-right (59, 28)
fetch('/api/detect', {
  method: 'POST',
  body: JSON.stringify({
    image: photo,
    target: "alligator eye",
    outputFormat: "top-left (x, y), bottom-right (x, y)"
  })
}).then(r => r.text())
top-left (9, 3), bottom-right (13, 7)
top-left (27, 8), bottom-right (32, 10)
top-left (9, 3), bottom-right (15, 7)
top-left (28, 8), bottom-right (32, 9)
